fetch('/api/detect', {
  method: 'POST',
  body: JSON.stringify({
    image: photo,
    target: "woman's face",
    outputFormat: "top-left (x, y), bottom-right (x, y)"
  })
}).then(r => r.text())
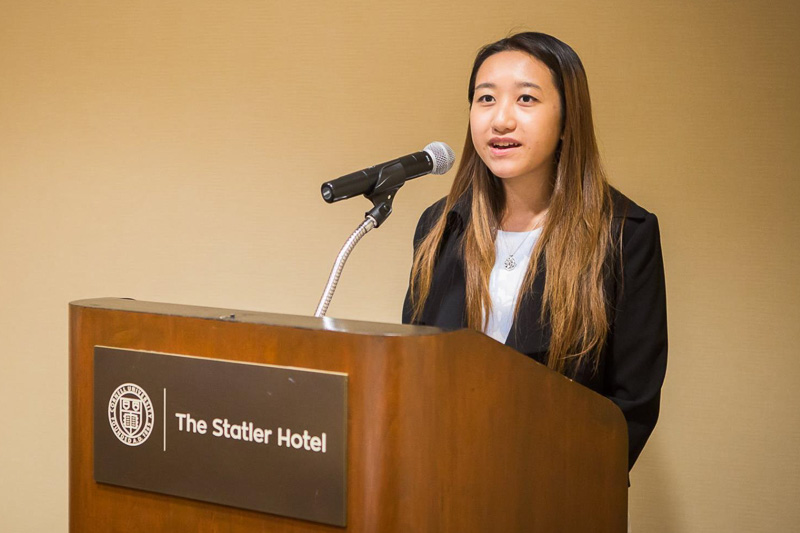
top-left (470, 51), bottom-right (563, 184)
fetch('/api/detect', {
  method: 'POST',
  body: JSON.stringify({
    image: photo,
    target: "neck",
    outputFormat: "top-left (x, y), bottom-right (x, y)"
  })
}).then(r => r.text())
top-left (500, 172), bottom-right (553, 231)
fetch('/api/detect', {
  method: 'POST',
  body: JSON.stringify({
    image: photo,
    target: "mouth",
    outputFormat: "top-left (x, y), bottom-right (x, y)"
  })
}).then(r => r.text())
top-left (489, 139), bottom-right (521, 154)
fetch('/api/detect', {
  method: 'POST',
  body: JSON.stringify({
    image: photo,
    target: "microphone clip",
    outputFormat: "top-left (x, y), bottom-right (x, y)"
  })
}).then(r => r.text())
top-left (364, 192), bottom-right (395, 228)
top-left (364, 160), bottom-right (407, 227)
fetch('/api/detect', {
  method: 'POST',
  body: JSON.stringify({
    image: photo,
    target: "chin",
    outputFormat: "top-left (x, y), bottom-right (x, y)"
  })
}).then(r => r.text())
top-left (486, 166), bottom-right (523, 180)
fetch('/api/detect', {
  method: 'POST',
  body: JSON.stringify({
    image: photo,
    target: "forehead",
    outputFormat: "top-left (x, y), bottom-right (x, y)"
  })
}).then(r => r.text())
top-left (475, 50), bottom-right (555, 90)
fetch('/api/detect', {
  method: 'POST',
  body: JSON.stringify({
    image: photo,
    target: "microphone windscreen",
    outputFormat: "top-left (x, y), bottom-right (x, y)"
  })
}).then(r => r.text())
top-left (423, 142), bottom-right (456, 175)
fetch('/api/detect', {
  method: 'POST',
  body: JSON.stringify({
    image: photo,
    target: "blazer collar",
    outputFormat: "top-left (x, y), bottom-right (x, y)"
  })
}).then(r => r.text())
top-left (443, 189), bottom-right (551, 359)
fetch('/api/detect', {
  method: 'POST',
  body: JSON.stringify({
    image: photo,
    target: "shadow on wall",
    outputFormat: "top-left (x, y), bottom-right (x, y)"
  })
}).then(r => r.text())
top-left (633, 435), bottom-right (686, 533)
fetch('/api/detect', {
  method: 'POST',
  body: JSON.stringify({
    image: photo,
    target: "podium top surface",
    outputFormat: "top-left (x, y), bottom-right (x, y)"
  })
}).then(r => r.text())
top-left (70, 298), bottom-right (445, 337)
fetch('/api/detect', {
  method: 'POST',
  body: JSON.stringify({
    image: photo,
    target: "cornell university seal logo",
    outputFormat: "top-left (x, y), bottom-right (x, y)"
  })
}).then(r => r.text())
top-left (108, 383), bottom-right (154, 446)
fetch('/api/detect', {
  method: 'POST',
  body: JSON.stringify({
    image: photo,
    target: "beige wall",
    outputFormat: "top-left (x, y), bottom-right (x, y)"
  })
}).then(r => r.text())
top-left (2, 1), bottom-right (798, 531)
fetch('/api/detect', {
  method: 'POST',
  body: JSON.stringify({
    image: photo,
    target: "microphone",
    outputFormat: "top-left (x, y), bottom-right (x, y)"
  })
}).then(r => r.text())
top-left (321, 142), bottom-right (455, 203)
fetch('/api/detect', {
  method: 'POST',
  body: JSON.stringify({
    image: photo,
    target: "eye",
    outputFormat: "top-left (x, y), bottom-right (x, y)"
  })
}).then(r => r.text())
top-left (519, 94), bottom-right (538, 104)
top-left (476, 94), bottom-right (495, 103)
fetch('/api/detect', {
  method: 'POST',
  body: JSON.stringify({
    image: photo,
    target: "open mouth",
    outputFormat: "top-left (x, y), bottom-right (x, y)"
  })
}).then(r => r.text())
top-left (490, 142), bottom-right (521, 151)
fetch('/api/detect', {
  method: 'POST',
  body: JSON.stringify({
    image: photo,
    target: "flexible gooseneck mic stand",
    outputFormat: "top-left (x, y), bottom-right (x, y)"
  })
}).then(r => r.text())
top-left (314, 188), bottom-right (398, 318)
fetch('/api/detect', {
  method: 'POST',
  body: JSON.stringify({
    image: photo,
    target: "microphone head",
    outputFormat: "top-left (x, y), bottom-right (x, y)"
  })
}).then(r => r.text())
top-left (423, 142), bottom-right (456, 175)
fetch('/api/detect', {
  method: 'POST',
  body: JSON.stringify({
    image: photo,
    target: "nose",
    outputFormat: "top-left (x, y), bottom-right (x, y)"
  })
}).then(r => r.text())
top-left (491, 99), bottom-right (516, 134)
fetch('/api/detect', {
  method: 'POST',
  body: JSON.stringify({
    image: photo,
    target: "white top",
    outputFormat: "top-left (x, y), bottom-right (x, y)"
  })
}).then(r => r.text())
top-left (484, 228), bottom-right (543, 344)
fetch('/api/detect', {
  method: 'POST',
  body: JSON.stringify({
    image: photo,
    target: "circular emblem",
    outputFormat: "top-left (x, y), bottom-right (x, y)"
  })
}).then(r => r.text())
top-left (108, 383), bottom-right (155, 446)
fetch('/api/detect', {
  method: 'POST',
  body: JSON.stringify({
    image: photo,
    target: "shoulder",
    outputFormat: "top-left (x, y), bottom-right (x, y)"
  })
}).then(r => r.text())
top-left (608, 188), bottom-right (665, 298)
top-left (611, 187), bottom-right (650, 222)
top-left (418, 196), bottom-right (448, 230)
top-left (610, 187), bottom-right (661, 248)
top-left (411, 197), bottom-right (447, 246)
top-left (412, 194), bottom-right (470, 245)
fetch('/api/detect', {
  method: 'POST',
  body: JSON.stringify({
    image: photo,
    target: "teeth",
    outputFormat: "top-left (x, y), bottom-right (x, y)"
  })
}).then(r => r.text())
top-left (493, 142), bottom-right (519, 148)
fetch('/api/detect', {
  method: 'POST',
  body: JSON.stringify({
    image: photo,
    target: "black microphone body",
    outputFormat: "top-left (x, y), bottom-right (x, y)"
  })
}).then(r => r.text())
top-left (321, 150), bottom-right (434, 203)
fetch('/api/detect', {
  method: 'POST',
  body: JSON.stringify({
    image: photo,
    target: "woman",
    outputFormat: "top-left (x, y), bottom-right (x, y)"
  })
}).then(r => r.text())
top-left (402, 32), bottom-right (667, 472)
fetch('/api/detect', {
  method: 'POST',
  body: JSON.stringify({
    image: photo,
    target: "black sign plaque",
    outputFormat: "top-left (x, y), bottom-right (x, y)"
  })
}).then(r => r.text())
top-left (94, 346), bottom-right (347, 526)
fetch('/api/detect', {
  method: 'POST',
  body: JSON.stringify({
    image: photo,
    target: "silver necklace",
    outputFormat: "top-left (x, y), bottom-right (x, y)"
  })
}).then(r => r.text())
top-left (499, 218), bottom-right (545, 271)
top-left (500, 231), bottom-right (534, 271)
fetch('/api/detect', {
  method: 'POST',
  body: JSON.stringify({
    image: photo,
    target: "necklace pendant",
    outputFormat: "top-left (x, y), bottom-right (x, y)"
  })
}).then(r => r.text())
top-left (504, 256), bottom-right (517, 271)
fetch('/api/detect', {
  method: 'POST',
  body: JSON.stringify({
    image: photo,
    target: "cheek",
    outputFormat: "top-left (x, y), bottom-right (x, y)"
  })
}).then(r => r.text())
top-left (527, 111), bottom-right (561, 146)
top-left (468, 113), bottom-right (480, 141)
top-left (546, 105), bottom-right (563, 138)
top-left (469, 109), bottom-right (490, 135)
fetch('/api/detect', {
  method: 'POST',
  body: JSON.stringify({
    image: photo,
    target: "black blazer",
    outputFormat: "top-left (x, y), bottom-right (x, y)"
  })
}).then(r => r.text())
top-left (402, 189), bottom-right (668, 470)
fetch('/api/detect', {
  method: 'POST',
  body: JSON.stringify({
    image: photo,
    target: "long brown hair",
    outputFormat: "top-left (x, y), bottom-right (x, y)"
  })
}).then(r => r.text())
top-left (409, 32), bottom-right (614, 376)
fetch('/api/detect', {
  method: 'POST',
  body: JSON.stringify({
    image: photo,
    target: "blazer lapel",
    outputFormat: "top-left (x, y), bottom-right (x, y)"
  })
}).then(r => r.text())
top-left (505, 256), bottom-right (550, 363)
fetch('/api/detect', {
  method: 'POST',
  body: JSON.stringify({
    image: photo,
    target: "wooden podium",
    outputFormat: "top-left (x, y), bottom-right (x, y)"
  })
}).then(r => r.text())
top-left (70, 298), bottom-right (627, 532)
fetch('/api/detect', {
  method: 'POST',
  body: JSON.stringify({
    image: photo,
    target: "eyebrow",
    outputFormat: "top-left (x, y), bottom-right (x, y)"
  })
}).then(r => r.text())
top-left (474, 81), bottom-right (543, 91)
